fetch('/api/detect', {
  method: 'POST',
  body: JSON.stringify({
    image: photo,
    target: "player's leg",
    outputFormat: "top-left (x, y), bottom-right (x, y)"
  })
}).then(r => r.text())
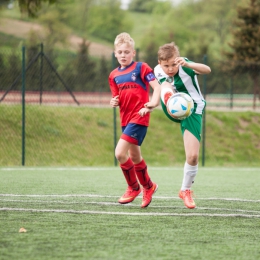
top-left (183, 130), bottom-right (200, 186)
top-left (129, 145), bottom-right (153, 189)
top-left (125, 124), bottom-right (158, 208)
top-left (115, 138), bottom-right (141, 204)
top-left (129, 145), bottom-right (158, 208)
top-left (179, 114), bottom-right (202, 209)
top-left (116, 138), bottom-right (140, 190)
top-left (178, 131), bottom-right (199, 209)
top-left (161, 81), bottom-right (175, 105)
top-left (160, 82), bottom-right (181, 123)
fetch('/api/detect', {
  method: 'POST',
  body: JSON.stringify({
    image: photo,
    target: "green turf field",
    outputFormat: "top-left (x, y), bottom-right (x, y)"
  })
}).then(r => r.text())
top-left (1, 167), bottom-right (260, 260)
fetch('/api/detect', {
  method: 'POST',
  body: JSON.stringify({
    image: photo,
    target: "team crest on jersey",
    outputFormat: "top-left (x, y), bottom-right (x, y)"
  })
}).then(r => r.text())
top-left (131, 73), bottom-right (137, 81)
top-left (166, 77), bottom-right (174, 83)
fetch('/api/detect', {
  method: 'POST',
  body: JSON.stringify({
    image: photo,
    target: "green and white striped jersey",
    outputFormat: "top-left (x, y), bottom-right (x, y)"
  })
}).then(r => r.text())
top-left (154, 59), bottom-right (206, 114)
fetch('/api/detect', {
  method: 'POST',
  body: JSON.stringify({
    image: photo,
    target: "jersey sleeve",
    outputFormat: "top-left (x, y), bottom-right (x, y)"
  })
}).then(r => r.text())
top-left (140, 62), bottom-right (156, 83)
top-left (183, 57), bottom-right (199, 75)
top-left (108, 72), bottom-right (119, 97)
top-left (154, 64), bottom-right (168, 84)
top-left (181, 58), bottom-right (197, 77)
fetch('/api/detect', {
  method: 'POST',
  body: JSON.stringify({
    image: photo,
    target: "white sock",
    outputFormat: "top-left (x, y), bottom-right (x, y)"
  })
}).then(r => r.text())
top-left (160, 85), bottom-right (174, 105)
top-left (181, 162), bottom-right (198, 190)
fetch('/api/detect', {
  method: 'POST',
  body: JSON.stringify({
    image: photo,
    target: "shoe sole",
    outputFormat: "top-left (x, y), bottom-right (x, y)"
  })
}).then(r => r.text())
top-left (118, 199), bottom-right (135, 204)
top-left (118, 190), bottom-right (142, 204)
top-left (141, 184), bottom-right (158, 208)
top-left (179, 191), bottom-right (196, 209)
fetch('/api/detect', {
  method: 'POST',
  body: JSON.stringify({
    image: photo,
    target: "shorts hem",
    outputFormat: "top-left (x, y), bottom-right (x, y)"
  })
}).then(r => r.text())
top-left (121, 133), bottom-right (139, 145)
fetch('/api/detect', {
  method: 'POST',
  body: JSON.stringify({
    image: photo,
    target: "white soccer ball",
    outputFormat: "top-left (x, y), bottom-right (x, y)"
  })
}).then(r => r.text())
top-left (166, 92), bottom-right (194, 120)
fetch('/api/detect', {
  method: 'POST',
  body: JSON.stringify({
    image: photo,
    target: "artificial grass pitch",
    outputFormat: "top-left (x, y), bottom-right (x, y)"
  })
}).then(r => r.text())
top-left (0, 167), bottom-right (260, 260)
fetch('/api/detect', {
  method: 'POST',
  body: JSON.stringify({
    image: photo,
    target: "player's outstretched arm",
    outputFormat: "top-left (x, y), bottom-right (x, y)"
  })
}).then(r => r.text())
top-left (144, 79), bottom-right (161, 109)
top-left (175, 57), bottom-right (211, 75)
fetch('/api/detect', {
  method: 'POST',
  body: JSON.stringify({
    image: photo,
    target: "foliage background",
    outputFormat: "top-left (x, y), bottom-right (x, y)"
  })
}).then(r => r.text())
top-left (0, 0), bottom-right (259, 167)
top-left (1, 0), bottom-right (259, 94)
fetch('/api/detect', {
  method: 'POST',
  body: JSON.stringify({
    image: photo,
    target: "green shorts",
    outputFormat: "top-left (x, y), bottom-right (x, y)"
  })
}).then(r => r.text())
top-left (161, 99), bottom-right (203, 142)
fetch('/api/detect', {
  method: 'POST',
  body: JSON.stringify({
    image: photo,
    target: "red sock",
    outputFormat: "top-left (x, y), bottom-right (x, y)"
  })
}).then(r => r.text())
top-left (134, 159), bottom-right (153, 189)
top-left (120, 158), bottom-right (140, 190)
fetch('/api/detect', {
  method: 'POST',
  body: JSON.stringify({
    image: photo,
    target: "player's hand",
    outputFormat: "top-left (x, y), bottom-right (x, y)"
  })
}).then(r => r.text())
top-left (174, 57), bottom-right (187, 67)
top-left (144, 101), bottom-right (157, 109)
top-left (110, 95), bottom-right (119, 107)
top-left (138, 107), bottom-right (153, 117)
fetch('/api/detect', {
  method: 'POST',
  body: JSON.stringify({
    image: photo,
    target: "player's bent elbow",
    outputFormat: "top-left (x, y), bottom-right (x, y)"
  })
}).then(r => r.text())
top-left (205, 66), bottom-right (211, 74)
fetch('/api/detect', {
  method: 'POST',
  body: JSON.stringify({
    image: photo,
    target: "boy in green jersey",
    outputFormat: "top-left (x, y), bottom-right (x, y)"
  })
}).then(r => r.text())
top-left (154, 42), bottom-right (211, 209)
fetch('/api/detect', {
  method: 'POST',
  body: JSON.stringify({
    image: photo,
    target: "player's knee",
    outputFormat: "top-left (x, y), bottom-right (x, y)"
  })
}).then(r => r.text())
top-left (129, 154), bottom-right (141, 164)
top-left (186, 154), bottom-right (199, 166)
top-left (161, 81), bottom-right (173, 89)
top-left (115, 153), bottom-right (123, 162)
top-left (115, 150), bottom-right (125, 162)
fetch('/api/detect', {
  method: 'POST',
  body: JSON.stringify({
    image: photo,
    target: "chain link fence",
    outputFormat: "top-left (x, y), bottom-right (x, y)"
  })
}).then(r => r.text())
top-left (0, 45), bottom-right (259, 166)
top-left (0, 44), bottom-right (117, 166)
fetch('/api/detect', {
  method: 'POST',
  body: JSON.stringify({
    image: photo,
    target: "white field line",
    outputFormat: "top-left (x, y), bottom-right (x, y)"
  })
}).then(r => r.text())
top-left (1, 198), bottom-right (260, 214)
top-left (0, 167), bottom-right (259, 171)
top-left (0, 193), bottom-right (260, 202)
top-left (1, 207), bottom-right (260, 218)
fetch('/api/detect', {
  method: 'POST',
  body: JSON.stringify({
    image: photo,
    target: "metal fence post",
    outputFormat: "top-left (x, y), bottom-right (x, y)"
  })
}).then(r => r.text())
top-left (22, 46), bottom-right (26, 166)
top-left (40, 43), bottom-right (43, 104)
top-left (112, 52), bottom-right (117, 166)
top-left (202, 54), bottom-right (207, 167)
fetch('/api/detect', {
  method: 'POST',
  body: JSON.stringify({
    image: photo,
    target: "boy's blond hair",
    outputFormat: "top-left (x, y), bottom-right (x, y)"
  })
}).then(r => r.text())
top-left (114, 32), bottom-right (135, 49)
top-left (158, 42), bottom-right (180, 61)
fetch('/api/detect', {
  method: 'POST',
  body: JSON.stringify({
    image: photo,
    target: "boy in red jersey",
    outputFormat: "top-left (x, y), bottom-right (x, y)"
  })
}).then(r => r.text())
top-left (109, 32), bottom-right (161, 208)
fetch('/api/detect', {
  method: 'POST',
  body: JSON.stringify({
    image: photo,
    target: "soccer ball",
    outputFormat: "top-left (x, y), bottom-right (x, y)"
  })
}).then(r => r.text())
top-left (166, 92), bottom-right (194, 120)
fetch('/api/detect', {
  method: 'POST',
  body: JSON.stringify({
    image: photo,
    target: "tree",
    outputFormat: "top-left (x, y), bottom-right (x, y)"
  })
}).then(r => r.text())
top-left (86, 0), bottom-right (133, 42)
top-left (96, 56), bottom-right (110, 92)
top-left (128, 0), bottom-right (157, 13)
top-left (18, 0), bottom-right (57, 17)
top-left (0, 0), bottom-right (10, 7)
top-left (74, 39), bottom-right (96, 91)
top-left (38, 8), bottom-right (71, 48)
top-left (225, 0), bottom-right (260, 109)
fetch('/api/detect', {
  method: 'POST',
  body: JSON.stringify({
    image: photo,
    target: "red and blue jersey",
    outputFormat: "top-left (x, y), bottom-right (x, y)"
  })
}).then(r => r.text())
top-left (109, 61), bottom-right (156, 127)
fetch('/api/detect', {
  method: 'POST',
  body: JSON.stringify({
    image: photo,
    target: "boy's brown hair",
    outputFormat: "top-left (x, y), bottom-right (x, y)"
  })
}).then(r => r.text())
top-left (158, 42), bottom-right (180, 61)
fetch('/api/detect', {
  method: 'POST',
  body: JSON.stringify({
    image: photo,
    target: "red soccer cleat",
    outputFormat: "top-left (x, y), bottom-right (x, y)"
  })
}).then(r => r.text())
top-left (118, 186), bottom-right (141, 204)
top-left (141, 182), bottom-right (158, 208)
top-left (179, 190), bottom-right (196, 209)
